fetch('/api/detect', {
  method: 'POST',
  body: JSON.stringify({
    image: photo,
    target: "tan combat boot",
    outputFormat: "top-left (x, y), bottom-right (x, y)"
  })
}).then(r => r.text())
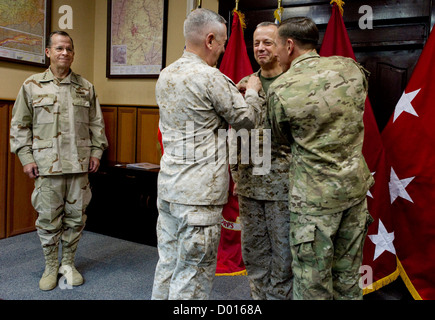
top-left (59, 244), bottom-right (84, 286)
top-left (39, 246), bottom-right (59, 291)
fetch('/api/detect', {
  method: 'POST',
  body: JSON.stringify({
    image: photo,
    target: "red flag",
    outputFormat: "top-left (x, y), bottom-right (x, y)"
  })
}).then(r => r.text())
top-left (216, 10), bottom-right (253, 276)
top-left (319, 3), bottom-right (399, 294)
top-left (381, 24), bottom-right (435, 300)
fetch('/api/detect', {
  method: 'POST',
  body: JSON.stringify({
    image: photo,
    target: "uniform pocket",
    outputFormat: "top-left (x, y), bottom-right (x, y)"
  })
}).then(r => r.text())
top-left (290, 222), bottom-right (317, 275)
top-left (32, 139), bottom-right (55, 169)
top-left (73, 98), bottom-right (90, 123)
top-left (32, 95), bottom-right (55, 124)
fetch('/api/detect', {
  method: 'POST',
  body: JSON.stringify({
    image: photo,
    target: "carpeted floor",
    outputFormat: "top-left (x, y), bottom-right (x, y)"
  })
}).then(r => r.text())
top-left (0, 230), bottom-right (412, 301)
top-left (0, 231), bottom-right (252, 300)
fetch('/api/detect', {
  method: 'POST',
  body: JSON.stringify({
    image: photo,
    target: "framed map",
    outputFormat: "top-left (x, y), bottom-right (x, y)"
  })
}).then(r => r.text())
top-left (107, 0), bottom-right (168, 78)
top-left (0, 0), bottom-right (51, 67)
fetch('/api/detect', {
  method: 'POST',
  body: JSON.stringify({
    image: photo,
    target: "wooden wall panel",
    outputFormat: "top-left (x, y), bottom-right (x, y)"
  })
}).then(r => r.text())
top-left (0, 102), bottom-right (10, 239)
top-left (116, 107), bottom-right (137, 164)
top-left (136, 108), bottom-right (160, 164)
top-left (101, 106), bottom-right (118, 164)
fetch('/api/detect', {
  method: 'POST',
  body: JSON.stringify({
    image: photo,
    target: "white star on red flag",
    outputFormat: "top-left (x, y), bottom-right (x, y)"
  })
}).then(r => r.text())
top-left (368, 219), bottom-right (396, 261)
top-left (393, 89), bottom-right (421, 122)
top-left (389, 167), bottom-right (414, 204)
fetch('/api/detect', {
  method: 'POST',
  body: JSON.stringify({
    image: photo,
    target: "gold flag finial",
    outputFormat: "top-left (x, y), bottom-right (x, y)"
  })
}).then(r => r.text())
top-left (274, 0), bottom-right (283, 23)
top-left (235, 0), bottom-right (239, 11)
top-left (330, 0), bottom-right (345, 16)
top-left (197, 0), bottom-right (202, 8)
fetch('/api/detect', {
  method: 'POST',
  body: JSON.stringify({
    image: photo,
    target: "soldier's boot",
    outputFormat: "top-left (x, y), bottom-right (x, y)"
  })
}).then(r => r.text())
top-left (39, 246), bottom-right (59, 291)
top-left (59, 243), bottom-right (84, 286)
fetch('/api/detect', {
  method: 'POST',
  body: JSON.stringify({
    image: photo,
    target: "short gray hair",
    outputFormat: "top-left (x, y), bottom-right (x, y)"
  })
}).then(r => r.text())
top-left (256, 21), bottom-right (278, 29)
top-left (184, 8), bottom-right (227, 45)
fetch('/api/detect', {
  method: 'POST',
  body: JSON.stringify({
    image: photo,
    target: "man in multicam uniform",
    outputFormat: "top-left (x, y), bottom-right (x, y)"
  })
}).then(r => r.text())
top-left (266, 17), bottom-right (374, 299)
top-left (151, 8), bottom-right (264, 300)
top-left (10, 31), bottom-right (108, 291)
top-left (232, 22), bottom-right (293, 300)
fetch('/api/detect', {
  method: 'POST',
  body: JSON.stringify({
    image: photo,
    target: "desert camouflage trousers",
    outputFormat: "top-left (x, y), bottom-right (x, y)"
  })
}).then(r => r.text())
top-left (238, 196), bottom-right (293, 300)
top-left (31, 174), bottom-right (91, 255)
top-left (152, 198), bottom-right (222, 300)
top-left (290, 198), bottom-right (372, 300)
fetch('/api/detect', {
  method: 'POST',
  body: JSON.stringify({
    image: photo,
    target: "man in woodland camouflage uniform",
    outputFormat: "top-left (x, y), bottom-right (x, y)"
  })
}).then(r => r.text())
top-left (266, 17), bottom-right (374, 299)
top-left (232, 22), bottom-right (292, 300)
top-left (10, 31), bottom-right (108, 291)
top-left (152, 9), bottom-right (263, 300)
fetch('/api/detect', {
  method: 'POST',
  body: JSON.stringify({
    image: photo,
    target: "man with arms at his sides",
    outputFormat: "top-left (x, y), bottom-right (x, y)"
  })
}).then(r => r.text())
top-left (10, 31), bottom-right (108, 291)
top-left (152, 9), bottom-right (263, 300)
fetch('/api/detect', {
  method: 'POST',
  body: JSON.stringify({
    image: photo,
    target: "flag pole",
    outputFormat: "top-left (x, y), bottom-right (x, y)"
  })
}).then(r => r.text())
top-left (197, 0), bottom-right (201, 8)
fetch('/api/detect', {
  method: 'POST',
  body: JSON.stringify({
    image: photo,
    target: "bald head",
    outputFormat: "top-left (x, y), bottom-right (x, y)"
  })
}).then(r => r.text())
top-left (184, 8), bottom-right (227, 46)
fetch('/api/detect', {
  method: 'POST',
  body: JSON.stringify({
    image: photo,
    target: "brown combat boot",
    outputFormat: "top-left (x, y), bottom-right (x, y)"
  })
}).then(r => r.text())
top-left (59, 243), bottom-right (84, 286)
top-left (39, 246), bottom-right (59, 291)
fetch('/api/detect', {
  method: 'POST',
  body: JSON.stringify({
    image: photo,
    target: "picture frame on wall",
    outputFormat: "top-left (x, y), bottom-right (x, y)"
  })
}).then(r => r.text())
top-left (0, 0), bottom-right (51, 67)
top-left (106, 0), bottom-right (168, 78)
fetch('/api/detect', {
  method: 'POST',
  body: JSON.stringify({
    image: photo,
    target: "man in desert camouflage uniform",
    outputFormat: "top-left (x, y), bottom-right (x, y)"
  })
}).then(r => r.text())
top-left (266, 17), bottom-right (374, 299)
top-left (152, 8), bottom-right (263, 300)
top-left (10, 31), bottom-right (108, 291)
top-left (232, 22), bottom-right (292, 300)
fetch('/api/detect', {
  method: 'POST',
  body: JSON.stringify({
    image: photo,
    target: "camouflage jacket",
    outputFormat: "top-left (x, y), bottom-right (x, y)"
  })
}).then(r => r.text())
top-left (266, 51), bottom-right (374, 215)
top-left (10, 68), bottom-right (108, 175)
top-left (157, 51), bottom-right (263, 207)
top-left (231, 70), bottom-right (291, 201)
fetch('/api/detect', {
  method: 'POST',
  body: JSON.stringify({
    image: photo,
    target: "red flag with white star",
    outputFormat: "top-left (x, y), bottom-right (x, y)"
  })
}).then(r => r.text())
top-left (319, 3), bottom-right (399, 294)
top-left (381, 24), bottom-right (435, 300)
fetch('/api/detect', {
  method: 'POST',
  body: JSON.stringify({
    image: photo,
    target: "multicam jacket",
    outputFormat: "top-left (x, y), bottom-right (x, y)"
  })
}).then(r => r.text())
top-left (156, 51), bottom-right (263, 207)
top-left (266, 51), bottom-right (374, 215)
top-left (232, 70), bottom-right (291, 201)
top-left (10, 68), bottom-right (108, 176)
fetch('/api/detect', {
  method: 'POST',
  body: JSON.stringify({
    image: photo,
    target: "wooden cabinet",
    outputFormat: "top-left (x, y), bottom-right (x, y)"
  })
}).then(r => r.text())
top-left (85, 165), bottom-right (159, 246)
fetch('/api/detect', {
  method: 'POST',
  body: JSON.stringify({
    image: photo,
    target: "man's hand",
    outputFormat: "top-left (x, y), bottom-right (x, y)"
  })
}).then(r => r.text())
top-left (246, 75), bottom-right (262, 93)
top-left (89, 157), bottom-right (100, 173)
top-left (23, 162), bottom-right (39, 179)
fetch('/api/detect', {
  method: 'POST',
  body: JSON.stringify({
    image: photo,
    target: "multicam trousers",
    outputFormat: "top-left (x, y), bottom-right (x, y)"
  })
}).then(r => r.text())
top-left (238, 195), bottom-right (293, 300)
top-left (152, 198), bottom-right (222, 300)
top-left (31, 173), bottom-right (91, 254)
top-left (290, 198), bottom-right (372, 300)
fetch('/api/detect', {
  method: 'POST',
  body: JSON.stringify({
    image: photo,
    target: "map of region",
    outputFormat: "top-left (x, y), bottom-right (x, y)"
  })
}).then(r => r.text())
top-left (110, 0), bottom-right (164, 75)
top-left (0, 0), bottom-right (47, 64)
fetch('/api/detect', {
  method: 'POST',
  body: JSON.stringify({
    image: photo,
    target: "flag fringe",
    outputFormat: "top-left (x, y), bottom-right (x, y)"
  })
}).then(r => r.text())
top-left (362, 265), bottom-right (400, 295)
top-left (216, 269), bottom-right (247, 277)
top-left (232, 9), bottom-right (246, 30)
top-left (362, 256), bottom-right (424, 299)
top-left (396, 257), bottom-right (423, 300)
top-left (330, 0), bottom-right (345, 16)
